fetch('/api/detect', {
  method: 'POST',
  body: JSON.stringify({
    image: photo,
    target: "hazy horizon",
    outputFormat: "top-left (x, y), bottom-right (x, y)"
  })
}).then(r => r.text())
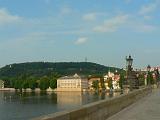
top-left (0, 0), bottom-right (160, 69)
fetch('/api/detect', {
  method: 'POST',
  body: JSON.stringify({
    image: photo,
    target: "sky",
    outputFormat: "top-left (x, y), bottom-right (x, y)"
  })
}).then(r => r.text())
top-left (0, 0), bottom-right (160, 69)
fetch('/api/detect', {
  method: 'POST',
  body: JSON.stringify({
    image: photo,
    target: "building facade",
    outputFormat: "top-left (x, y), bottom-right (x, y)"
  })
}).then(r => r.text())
top-left (104, 70), bottom-right (120, 90)
top-left (112, 71), bottom-right (120, 89)
top-left (104, 71), bottom-right (114, 81)
top-left (57, 74), bottom-right (88, 91)
top-left (0, 80), bottom-right (4, 89)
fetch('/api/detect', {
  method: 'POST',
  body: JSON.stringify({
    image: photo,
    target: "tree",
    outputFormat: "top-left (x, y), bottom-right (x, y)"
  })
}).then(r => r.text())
top-left (9, 78), bottom-right (16, 88)
top-left (14, 80), bottom-right (19, 89)
top-left (48, 72), bottom-right (60, 89)
top-left (39, 76), bottom-right (50, 90)
top-left (28, 76), bottom-right (37, 90)
top-left (50, 72), bottom-right (61, 79)
top-left (108, 78), bottom-right (113, 90)
top-left (50, 78), bottom-right (57, 89)
top-left (119, 74), bottom-right (124, 89)
top-left (14, 80), bottom-right (23, 90)
top-left (28, 79), bottom-right (37, 90)
top-left (22, 81), bottom-right (29, 89)
top-left (92, 80), bottom-right (99, 90)
top-left (100, 78), bottom-right (105, 89)
top-left (147, 72), bottom-right (154, 85)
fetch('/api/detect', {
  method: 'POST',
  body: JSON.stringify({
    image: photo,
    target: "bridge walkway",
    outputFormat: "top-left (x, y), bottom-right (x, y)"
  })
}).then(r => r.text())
top-left (107, 88), bottom-right (160, 120)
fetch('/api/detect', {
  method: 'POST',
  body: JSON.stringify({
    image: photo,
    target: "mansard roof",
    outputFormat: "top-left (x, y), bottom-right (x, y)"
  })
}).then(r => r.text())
top-left (58, 73), bottom-right (86, 80)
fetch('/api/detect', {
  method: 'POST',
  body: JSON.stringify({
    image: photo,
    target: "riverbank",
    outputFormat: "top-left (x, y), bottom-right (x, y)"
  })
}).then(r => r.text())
top-left (0, 88), bottom-right (55, 92)
top-left (0, 88), bottom-right (15, 91)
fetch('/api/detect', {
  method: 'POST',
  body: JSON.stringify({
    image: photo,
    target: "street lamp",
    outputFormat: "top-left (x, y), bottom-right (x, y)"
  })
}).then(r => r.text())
top-left (126, 55), bottom-right (133, 91)
top-left (147, 65), bottom-right (151, 72)
top-left (126, 55), bottom-right (133, 66)
top-left (147, 65), bottom-right (151, 85)
top-left (126, 55), bottom-right (133, 73)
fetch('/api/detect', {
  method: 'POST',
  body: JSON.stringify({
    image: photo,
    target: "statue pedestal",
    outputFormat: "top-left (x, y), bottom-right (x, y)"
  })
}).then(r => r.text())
top-left (123, 72), bottom-right (139, 91)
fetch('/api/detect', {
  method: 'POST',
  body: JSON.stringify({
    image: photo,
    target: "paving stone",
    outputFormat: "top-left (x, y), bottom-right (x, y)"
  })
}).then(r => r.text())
top-left (107, 88), bottom-right (160, 120)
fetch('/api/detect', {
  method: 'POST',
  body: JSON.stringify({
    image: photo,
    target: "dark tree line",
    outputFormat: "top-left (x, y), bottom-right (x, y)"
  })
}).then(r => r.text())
top-left (5, 72), bottom-right (60, 91)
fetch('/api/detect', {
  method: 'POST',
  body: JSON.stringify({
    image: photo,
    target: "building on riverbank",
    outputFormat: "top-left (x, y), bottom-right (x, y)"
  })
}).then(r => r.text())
top-left (88, 77), bottom-right (101, 90)
top-left (0, 80), bottom-right (4, 89)
top-left (57, 73), bottom-right (88, 91)
top-left (104, 70), bottom-right (120, 90)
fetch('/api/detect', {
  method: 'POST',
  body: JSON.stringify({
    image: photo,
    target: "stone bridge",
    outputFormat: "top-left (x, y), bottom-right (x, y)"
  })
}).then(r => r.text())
top-left (108, 87), bottom-right (160, 120)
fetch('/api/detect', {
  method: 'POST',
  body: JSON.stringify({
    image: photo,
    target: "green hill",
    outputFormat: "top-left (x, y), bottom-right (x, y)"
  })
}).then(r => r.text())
top-left (0, 62), bottom-right (120, 77)
top-left (0, 62), bottom-right (121, 87)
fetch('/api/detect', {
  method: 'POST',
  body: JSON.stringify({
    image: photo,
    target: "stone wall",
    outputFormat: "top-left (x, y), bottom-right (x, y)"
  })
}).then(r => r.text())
top-left (33, 87), bottom-right (151, 120)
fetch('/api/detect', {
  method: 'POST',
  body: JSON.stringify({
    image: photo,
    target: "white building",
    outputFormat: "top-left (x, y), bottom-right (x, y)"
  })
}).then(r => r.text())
top-left (104, 71), bottom-right (114, 81)
top-left (104, 70), bottom-right (120, 90)
top-left (57, 73), bottom-right (88, 91)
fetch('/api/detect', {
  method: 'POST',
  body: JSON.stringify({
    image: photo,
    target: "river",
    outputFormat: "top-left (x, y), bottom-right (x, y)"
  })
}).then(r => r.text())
top-left (0, 91), bottom-right (121, 120)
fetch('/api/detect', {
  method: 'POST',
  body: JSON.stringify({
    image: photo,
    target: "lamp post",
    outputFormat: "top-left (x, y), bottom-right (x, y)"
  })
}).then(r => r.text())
top-left (126, 55), bottom-right (133, 91)
top-left (126, 55), bottom-right (133, 74)
top-left (147, 65), bottom-right (151, 85)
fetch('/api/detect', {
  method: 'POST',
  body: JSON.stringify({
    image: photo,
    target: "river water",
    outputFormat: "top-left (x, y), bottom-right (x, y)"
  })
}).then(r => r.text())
top-left (0, 91), bottom-right (121, 120)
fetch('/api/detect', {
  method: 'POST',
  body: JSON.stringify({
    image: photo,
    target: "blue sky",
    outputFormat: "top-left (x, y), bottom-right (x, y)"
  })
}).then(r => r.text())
top-left (0, 0), bottom-right (160, 68)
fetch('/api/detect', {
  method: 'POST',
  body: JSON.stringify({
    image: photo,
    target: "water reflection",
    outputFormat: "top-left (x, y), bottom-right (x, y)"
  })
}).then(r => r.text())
top-left (1, 91), bottom-right (57, 104)
top-left (0, 91), bottom-right (121, 120)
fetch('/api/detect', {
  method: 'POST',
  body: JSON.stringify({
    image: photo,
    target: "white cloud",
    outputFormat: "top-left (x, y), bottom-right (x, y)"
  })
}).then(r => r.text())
top-left (134, 24), bottom-right (156, 32)
top-left (82, 12), bottom-right (107, 21)
top-left (83, 13), bottom-right (97, 21)
top-left (75, 37), bottom-right (88, 45)
top-left (139, 3), bottom-right (157, 15)
top-left (93, 14), bottom-right (129, 33)
top-left (0, 8), bottom-right (21, 26)
top-left (143, 15), bottom-right (152, 20)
